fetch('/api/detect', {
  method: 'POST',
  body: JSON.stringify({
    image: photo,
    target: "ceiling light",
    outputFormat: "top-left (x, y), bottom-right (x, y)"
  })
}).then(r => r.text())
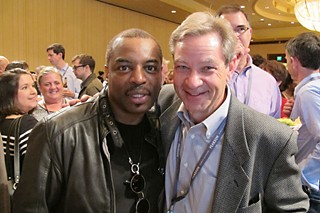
top-left (260, 18), bottom-right (265, 22)
top-left (171, 10), bottom-right (176, 13)
top-left (268, 23), bottom-right (272, 26)
top-left (240, 5), bottom-right (245, 9)
top-left (294, 0), bottom-right (320, 32)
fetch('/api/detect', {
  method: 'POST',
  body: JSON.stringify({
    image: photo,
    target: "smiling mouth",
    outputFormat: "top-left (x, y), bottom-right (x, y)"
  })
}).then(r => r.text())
top-left (132, 93), bottom-right (145, 98)
top-left (186, 90), bottom-right (206, 96)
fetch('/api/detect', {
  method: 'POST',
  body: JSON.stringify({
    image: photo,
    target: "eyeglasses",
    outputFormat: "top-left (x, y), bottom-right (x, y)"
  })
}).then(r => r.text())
top-left (233, 25), bottom-right (250, 35)
top-left (130, 174), bottom-right (150, 213)
top-left (124, 162), bottom-right (150, 213)
top-left (72, 64), bottom-right (86, 70)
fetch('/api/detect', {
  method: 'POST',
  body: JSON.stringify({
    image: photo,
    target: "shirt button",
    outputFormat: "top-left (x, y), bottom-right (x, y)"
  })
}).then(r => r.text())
top-left (191, 134), bottom-right (195, 139)
top-left (184, 162), bottom-right (188, 168)
top-left (180, 190), bottom-right (184, 194)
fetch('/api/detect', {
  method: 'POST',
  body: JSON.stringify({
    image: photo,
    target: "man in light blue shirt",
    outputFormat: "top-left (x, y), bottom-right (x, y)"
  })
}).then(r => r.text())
top-left (47, 43), bottom-right (81, 99)
top-left (158, 11), bottom-right (308, 213)
top-left (286, 32), bottom-right (320, 212)
top-left (216, 5), bottom-right (281, 118)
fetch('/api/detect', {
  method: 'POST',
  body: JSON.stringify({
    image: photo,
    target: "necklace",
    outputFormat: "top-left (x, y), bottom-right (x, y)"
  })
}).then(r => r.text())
top-left (119, 118), bottom-right (146, 175)
top-left (122, 140), bottom-right (143, 174)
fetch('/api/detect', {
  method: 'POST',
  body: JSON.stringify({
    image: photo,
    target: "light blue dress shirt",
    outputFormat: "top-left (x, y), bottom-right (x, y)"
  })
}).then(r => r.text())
top-left (60, 64), bottom-right (81, 98)
top-left (290, 73), bottom-right (320, 190)
top-left (165, 87), bottom-right (231, 213)
top-left (228, 56), bottom-right (281, 118)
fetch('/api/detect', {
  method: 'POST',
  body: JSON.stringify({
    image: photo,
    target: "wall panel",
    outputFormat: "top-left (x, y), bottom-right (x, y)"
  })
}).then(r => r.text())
top-left (0, 0), bottom-right (177, 72)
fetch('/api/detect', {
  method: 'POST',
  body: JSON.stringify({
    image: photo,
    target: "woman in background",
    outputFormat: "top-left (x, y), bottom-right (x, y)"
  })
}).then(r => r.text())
top-left (260, 60), bottom-right (294, 118)
top-left (0, 68), bottom-right (38, 181)
top-left (32, 66), bottom-right (68, 121)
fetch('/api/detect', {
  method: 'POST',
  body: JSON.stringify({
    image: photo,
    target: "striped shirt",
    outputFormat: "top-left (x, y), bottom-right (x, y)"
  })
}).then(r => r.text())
top-left (0, 115), bottom-right (37, 178)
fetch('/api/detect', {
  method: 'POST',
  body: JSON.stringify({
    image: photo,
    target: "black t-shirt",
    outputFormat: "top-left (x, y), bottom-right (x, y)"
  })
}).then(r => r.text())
top-left (107, 117), bottom-right (163, 213)
top-left (0, 115), bottom-right (38, 178)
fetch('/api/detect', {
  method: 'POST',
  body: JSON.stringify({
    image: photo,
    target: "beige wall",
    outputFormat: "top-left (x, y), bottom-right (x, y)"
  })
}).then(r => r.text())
top-left (0, 0), bottom-right (293, 72)
top-left (250, 43), bottom-right (287, 59)
top-left (0, 0), bottom-right (177, 72)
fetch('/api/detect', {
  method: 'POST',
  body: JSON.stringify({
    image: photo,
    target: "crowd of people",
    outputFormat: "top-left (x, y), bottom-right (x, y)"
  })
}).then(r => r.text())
top-left (1, 4), bottom-right (319, 213)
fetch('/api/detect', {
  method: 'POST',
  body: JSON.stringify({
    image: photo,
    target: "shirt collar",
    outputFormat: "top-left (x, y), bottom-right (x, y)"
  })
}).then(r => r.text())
top-left (235, 55), bottom-right (252, 76)
top-left (177, 86), bottom-right (231, 139)
top-left (294, 72), bottom-right (320, 97)
top-left (60, 63), bottom-right (70, 74)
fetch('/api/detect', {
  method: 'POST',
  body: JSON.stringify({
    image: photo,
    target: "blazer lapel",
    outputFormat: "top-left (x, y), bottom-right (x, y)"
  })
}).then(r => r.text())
top-left (160, 99), bottom-right (181, 158)
top-left (212, 95), bottom-right (251, 212)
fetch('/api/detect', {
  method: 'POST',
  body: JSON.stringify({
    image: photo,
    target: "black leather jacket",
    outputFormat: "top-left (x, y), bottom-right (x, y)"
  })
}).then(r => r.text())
top-left (13, 89), bottom-right (164, 213)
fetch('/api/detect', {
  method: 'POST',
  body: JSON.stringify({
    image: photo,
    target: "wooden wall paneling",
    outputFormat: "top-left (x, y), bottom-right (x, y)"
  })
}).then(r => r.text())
top-left (1, 0), bottom-right (178, 72)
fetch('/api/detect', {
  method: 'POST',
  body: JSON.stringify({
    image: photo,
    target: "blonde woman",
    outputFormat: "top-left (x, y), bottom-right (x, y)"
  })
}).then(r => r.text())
top-left (32, 66), bottom-right (68, 121)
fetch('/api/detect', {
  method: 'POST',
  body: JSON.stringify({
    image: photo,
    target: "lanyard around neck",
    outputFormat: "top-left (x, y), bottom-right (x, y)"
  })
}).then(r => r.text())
top-left (169, 118), bottom-right (226, 211)
top-left (61, 65), bottom-right (69, 78)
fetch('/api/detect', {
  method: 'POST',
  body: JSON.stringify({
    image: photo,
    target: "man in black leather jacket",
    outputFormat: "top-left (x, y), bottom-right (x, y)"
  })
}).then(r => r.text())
top-left (13, 28), bottom-right (165, 213)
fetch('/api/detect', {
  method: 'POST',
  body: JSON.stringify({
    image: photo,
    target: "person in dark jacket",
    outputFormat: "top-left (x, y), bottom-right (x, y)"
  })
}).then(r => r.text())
top-left (12, 28), bottom-right (164, 213)
top-left (71, 54), bottom-right (103, 98)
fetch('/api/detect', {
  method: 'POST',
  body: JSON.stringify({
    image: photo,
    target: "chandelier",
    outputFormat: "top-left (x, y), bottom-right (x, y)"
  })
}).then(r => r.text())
top-left (294, 0), bottom-right (320, 32)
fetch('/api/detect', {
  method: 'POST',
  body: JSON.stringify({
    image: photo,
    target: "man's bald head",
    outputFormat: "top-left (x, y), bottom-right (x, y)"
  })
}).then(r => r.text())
top-left (0, 56), bottom-right (9, 75)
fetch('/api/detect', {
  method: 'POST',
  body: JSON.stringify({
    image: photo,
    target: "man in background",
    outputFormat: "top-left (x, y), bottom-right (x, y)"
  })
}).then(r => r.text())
top-left (216, 5), bottom-right (281, 118)
top-left (47, 43), bottom-right (81, 99)
top-left (0, 56), bottom-right (9, 76)
top-left (71, 54), bottom-right (103, 98)
top-left (286, 32), bottom-right (320, 212)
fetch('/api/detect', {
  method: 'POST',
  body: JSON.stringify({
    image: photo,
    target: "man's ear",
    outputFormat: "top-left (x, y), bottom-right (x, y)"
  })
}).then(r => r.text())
top-left (226, 56), bottom-right (237, 81)
top-left (291, 56), bottom-right (301, 69)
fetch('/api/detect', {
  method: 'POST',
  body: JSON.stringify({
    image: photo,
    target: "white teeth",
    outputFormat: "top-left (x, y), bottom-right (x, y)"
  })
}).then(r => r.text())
top-left (132, 94), bottom-right (144, 98)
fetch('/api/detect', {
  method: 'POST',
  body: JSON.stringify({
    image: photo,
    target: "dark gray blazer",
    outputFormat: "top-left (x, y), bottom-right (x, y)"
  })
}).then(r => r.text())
top-left (158, 84), bottom-right (309, 212)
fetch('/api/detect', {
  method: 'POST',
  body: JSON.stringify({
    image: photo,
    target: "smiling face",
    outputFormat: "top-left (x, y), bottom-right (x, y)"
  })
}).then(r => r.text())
top-left (106, 37), bottom-right (162, 124)
top-left (38, 72), bottom-right (64, 103)
top-left (173, 33), bottom-right (236, 124)
top-left (15, 74), bottom-right (38, 113)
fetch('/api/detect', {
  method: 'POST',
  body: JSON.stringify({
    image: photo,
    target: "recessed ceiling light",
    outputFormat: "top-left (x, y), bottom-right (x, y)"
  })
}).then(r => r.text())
top-left (171, 10), bottom-right (176, 13)
top-left (260, 18), bottom-right (265, 22)
top-left (291, 22), bottom-right (295, 24)
top-left (252, 13), bottom-right (256, 15)
top-left (240, 5), bottom-right (245, 9)
top-left (268, 23), bottom-right (272, 26)
top-left (265, 6), bottom-right (270, 9)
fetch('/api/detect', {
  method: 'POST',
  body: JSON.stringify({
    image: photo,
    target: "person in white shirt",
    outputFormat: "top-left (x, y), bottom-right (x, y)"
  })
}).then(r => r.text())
top-left (47, 43), bottom-right (81, 99)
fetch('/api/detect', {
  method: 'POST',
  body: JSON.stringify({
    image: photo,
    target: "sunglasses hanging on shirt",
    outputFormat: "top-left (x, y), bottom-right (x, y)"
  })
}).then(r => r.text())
top-left (124, 157), bottom-right (150, 213)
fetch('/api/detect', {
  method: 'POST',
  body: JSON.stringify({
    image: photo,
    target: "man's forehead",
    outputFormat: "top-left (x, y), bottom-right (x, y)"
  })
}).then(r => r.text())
top-left (113, 38), bottom-right (160, 55)
top-left (113, 37), bottom-right (156, 47)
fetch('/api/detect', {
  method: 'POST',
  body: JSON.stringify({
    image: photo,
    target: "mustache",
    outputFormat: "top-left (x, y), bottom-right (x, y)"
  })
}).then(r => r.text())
top-left (125, 84), bottom-right (150, 95)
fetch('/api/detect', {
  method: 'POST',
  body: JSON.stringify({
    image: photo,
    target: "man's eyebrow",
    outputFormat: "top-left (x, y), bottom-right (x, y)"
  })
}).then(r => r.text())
top-left (115, 58), bottom-right (130, 63)
top-left (236, 24), bottom-right (247, 28)
top-left (145, 59), bottom-right (160, 63)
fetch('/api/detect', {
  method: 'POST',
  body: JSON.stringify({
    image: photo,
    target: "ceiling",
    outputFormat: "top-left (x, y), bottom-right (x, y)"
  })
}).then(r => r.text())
top-left (98, 0), bottom-right (313, 43)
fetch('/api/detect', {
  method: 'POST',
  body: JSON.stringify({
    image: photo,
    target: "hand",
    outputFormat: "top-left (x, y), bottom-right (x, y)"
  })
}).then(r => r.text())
top-left (282, 98), bottom-right (294, 118)
top-left (63, 89), bottom-right (76, 98)
top-left (67, 94), bottom-right (98, 106)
